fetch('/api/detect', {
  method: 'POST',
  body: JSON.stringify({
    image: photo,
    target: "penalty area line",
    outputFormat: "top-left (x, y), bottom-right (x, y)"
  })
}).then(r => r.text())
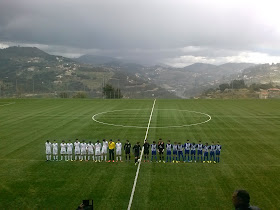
top-left (127, 99), bottom-right (156, 210)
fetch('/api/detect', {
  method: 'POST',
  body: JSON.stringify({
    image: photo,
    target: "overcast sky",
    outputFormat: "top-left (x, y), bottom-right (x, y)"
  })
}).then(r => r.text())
top-left (1, 0), bottom-right (280, 67)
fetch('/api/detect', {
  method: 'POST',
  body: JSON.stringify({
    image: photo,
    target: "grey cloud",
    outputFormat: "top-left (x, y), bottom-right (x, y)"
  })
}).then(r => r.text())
top-left (1, 0), bottom-right (280, 65)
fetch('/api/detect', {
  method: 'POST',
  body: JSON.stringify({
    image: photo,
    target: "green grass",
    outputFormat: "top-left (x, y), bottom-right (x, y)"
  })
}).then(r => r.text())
top-left (0, 98), bottom-right (279, 209)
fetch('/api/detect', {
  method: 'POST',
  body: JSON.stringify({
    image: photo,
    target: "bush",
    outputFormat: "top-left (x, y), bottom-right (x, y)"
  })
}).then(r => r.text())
top-left (72, 92), bottom-right (87, 98)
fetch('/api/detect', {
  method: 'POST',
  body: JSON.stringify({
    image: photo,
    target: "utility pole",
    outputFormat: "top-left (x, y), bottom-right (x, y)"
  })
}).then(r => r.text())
top-left (16, 79), bottom-right (18, 97)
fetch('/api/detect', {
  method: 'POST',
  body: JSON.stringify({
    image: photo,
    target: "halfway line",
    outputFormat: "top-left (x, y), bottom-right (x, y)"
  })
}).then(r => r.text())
top-left (127, 99), bottom-right (156, 210)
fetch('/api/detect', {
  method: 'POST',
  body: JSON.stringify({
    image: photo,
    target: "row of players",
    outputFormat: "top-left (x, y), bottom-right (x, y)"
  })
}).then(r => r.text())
top-left (45, 139), bottom-right (222, 164)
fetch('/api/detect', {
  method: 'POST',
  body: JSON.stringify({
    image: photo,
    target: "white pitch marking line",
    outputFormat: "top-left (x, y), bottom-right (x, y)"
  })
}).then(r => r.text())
top-left (127, 99), bottom-right (156, 210)
top-left (92, 109), bottom-right (212, 128)
top-left (0, 102), bottom-right (15, 107)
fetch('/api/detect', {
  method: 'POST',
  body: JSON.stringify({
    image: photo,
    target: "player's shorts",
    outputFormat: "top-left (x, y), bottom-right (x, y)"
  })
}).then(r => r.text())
top-left (116, 149), bottom-right (122, 155)
top-left (204, 152), bottom-right (209, 157)
top-left (152, 151), bottom-right (156, 156)
top-left (185, 150), bottom-right (190, 154)
top-left (173, 151), bottom-right (178, 155)
top-left (125, 150), bottom-right (130, 154)
top-left (88, 150), bottom-right (94, 155)
top-left (144, 149), bottom-right (149, 155)
top-left (167, 150), bottom-right (171, 155)
top-left (191, 150), bottom-right (196, 155)
top-left (95, 151), bottom-right (101, 156)
top-left (178, 151), bottom-right (183, 156)
top-left (216, 151), bottom-right (220, 155)
top-left (60, 150), bottom-right (66, 155)
top-left (102, 147), bottom-right (107, 154)
top-left (159, 150), bottom-right (164, 155)
top-left (198, 150), bottom-right (202, 155)
top-left (53, 149), bottom-right (58, 155)
top-left (134, 152), bottom-right (140, 157)
top-left (81, 149), bottom-right (87, 155)
top-left (67, 150), bottom-right (72, 155)
top-left (46, 149), bottom-right (51, 155)
top-left (210, 151), bottom-right (215, 156)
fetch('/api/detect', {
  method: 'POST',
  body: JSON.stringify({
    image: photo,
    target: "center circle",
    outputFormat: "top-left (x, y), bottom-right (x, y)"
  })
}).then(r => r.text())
top-left (92, 109), bottom-right (211, 128)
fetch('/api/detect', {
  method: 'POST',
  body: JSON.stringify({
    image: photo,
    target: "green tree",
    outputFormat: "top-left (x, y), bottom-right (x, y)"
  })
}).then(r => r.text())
top-left (219, 83), bottom-right (230, 92)
top-left (230, 80), bottom-right (246, 89)
top-left (103, 84), bottom-right (122, 99)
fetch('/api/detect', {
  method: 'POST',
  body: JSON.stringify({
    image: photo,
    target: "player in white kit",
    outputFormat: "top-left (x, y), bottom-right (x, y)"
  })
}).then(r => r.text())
top-left (60, 140), bottom-right (67, 161)
top-left (52, 140), bottom-right (58, 161)
top-left (74, 139), bottom-right (81, 161)
top-left (95, 140), bottom-right (102, 162)
top-left (66, 140), bottom-right (73, 161)
top-left (87, 141), bottom-right (95, 161)
top-left (45, 140), bottom-right (52, 161)
top-left (101, 139), bottom-right (108, 162)
top-left (80, 140), bottom-right (87, 161)
top-left (116, 139), bottom-right (122, 162)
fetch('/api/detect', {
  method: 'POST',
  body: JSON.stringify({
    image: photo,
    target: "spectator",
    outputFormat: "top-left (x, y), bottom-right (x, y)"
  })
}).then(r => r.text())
top-left (232, 189), bottom-right (260, 210)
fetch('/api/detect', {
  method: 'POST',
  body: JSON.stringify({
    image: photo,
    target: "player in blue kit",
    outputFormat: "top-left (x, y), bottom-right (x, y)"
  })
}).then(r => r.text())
top-left (151, 141), bottom-right (157, 162)
top-left (197, 140), bottom-right (203, 162)
top-left (215, 141), bottom-right (222, 163)
top-left (166, 140), bottom-right (172, 162)
top-left (203, 143), bottom-right (209, 163)
top-left (177, 142), bottom-right (184, 162)
top-left (209, 141), bottom-right (216, 163)
top-left (190, 142), bottom-right (196, 162)
top-left (184, 139), bottom-right (191, 162)
top-left (172, 142), bottom-right (178, 163)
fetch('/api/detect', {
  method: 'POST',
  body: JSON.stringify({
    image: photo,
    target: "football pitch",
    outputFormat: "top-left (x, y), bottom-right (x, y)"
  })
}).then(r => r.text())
top-left (0, 98), bottom-right (279, 209)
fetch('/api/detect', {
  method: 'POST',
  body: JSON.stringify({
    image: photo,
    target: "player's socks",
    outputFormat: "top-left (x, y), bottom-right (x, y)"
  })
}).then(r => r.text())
top-left (84, 155), bottom-right (86, 160)
top-left (120, 156), bottom-right (122, 161)
top-left (46, 155), bottom-right (48, 160)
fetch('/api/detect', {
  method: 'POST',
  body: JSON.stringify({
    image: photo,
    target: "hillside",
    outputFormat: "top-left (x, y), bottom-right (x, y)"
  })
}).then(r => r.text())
top-left (139, 63), bottom-right (256, 98)
top-left (75, 55), bottom-right (119, 66)
top-left (0, 47), bottom-right (178, 99)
